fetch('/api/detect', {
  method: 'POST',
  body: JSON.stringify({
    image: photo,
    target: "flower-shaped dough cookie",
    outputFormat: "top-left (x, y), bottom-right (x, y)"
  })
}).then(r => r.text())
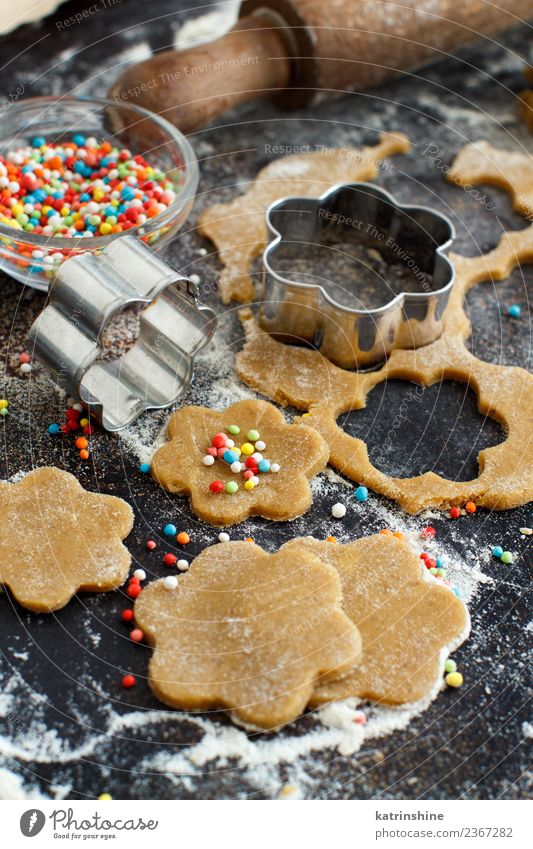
top-left (134, 541), bottom-right (362, 729)
top-left (281, 534), bottom-right (469, 706)
top-left (0, 467), bottom-right (134, 612)
top-left (151, 399), bottom-right (329, 526)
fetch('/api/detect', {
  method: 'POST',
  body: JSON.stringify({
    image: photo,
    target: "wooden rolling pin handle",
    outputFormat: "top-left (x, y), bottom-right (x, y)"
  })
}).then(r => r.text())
top-left (109, 15), bottom-right (291, 135)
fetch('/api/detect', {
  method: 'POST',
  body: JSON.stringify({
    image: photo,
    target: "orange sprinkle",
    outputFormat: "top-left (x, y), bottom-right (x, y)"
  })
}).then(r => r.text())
top-left (379, 529), bottom-right (393, 536)
top-left (75, 436), bottom-right (88, 449)
top-left (326, 535), bottom-right (337, 543)
top-left (465, 501), bottom-right (477, 514)
top-left (393, 531), bottom-right (404, 540)
top-left (244, 537), bottom-right (254, 543)
top-left (177, 532), bottom-right (190, 545)
top-left (79, 449), bottom-right (89, 460)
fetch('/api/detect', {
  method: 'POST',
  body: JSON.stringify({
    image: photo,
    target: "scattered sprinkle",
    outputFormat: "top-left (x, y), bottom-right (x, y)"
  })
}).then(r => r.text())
top-left (354, 485), bottom-right (368, 502)
top-left (331, 502), bottom-right (346, 518)
top-left (139, 462), bottom-right (151, 473)
top-left (218, 532), bottom-right (230, 543)
top-left (121, 674), bottom-right (136, 689)
top-left (163, 575), bottom-right (178, 590)
top-left (445, 671), bottom-right (463, 688)
top-left (508, 304), bottom-right (521, 317)
top-left (177, 531), bottom-right (190, 545)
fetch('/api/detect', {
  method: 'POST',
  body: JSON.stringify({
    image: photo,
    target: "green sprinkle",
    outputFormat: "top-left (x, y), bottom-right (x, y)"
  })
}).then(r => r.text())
top-left (247, 429), bottom-right (260, 442)
top-left (227, 425), bottom-right (240, 435)
top-left (501, 551), bottom-right (513, 564)
top-left (225, 481), bottom-right (238, 494)
top-left (444, 659), bottom-right (457, 674)
top-left (436, 567), bottom-right (446, 577)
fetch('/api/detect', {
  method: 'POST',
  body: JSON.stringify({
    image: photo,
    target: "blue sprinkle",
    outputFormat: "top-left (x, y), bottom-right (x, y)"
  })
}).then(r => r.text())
top-left (48, 423), bottom-right (60, 434)
top-left (453, 587), bottom-right (462, 597)
top-left (31, 136), bottom-right (45, 148)
top-left (508, 304), bottom-right (521, 318)
top-left (121, 186), bottom-right (135, 201)
top-left (258, 459), bottom-right (270, 473)
top-left (33, 189), bottom-right (46, 203)
top-left (72, 134), bottom-right (86, 147)
top-left (354, 485), bottom-right (369, 502)
top-left (223, 449), bottom-right (239, 465)
top-left (436, 556), bottom-right (444, 568)
top-left (139, 462), bottom-right (150, 474)
top-left (492, 545), bottom-right (503, 559)
top-left (164, 523), bottom-right (177, 537)
top-left (52, 191), bottom-right (64, 199)
top-left (80, 193), bottom-right (91, 202)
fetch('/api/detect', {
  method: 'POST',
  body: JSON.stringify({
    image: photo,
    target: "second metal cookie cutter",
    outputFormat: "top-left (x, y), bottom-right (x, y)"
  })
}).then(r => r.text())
top-left (259, 182), bottom-right (456, 368)
top-left (28, 236), bottom-right (216, 431)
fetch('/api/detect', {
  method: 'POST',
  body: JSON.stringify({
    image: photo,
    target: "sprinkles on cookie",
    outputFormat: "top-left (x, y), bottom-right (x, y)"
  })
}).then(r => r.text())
top-left (204, 425), bottom-right (280, 494)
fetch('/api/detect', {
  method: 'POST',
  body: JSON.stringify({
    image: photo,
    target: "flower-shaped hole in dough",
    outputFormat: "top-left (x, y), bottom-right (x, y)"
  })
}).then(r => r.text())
top-left (134, 541), bottom-right (362, 729)
top-left (0, 467), bottom-right (133, 612)
top-left (151, 399), bottom-right (329, 526)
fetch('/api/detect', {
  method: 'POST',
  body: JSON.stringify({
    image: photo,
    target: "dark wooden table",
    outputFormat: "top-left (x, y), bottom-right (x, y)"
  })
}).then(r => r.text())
top-left (0, 0), bottom-right (531, 800)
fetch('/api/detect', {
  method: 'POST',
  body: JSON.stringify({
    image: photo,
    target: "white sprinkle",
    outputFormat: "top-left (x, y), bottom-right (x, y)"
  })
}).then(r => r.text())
top-left (251, 452), bottom-right (263, 462)
top-left (20, 363), bottom-right (32, 374)
top-left (177, 559), bottom-right (189, 571)
top-left (203, 455), bottom-right (215, 466)
top-left (255, 440), bottom-right (266, 451)
top-left (72, 403), bottom-right (83, 412)
top-left (270, 463), bottom-right (280, 473)
top-left (190, 273), bottom-right (201, 285)
top-left (218, 532), bottom-right (230, 543)
top-left (519, 527), bottom-right (532, 535)
top-left (133, 569), bottom-right (146, 581)
top-left (230, 461), bottom-right (242, 473)
top-left (332, 502), bottom-right (346, 518)
top-left (226, 439), bottom-right (235, 448)
top-left (197, 247), bottom-right (207, 256)
top-left (163, 576), bottom-right (178, 590)
top-left (250, 476), bottom-right (259, 486)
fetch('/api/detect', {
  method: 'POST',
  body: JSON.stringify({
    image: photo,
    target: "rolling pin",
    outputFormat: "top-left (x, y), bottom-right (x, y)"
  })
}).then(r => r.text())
top-left (109, 0), bottom-right (532, 133)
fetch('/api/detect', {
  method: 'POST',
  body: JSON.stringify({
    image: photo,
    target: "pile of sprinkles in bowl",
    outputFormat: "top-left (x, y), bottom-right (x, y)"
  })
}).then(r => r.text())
top-left (203, 425), bottom-right (280, 494)
top-left (0, 134), bottom-right (180, 242)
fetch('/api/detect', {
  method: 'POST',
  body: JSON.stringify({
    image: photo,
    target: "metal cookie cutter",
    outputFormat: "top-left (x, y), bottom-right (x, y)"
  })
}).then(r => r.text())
top-left (259, 182), bottom-right (455, 368)
top-left (28, 236), bottom-right (216, 431)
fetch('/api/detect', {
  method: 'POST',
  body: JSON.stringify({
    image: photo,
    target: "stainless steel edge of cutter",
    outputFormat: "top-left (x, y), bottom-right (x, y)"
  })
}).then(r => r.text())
top-left (259, 181), bottom-right (456, 369)
top-left (28, 236), bottom-right (217, 431)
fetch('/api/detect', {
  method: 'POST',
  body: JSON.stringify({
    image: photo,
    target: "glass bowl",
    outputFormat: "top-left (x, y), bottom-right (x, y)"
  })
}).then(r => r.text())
top-left (0, 96), bottom-right (198, 290)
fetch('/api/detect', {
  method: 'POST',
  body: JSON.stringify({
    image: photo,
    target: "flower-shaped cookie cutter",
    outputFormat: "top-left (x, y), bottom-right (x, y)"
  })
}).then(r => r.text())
top-left (260, 182), bottom-right (455, 367)
top-left (28, 236), bottom-right (216, 431)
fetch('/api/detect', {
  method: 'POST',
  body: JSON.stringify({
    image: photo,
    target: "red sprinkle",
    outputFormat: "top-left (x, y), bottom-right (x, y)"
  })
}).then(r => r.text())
top-left (130, 628), bottom-right (144, 642)
top-left (163, 553), bottom-right (177, 566)
top-left (209, 480), bottom-right (224, 493)
top-left (126, 583), bottom-right (142, 599)
top-left (425, 557), bottom-right (437, 569)
top-left (211, 435), bottom-right (226, 449)
top-left (146, 540), bottom-right (156, 550)
top-left (122, 674), bottom-right (136, 689)
top-left (449, 506), bottom-right (461, 519)
top-left (19, 352), bottom-right (31, 364)
top-left (421, 526), bottom-right (436, 539)
top-left (121, 609), bottom-right (134, 623)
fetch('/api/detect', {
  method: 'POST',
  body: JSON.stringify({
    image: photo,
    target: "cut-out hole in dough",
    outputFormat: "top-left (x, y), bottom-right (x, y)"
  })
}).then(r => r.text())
top-left (338, 379), bottom-right (505, 481)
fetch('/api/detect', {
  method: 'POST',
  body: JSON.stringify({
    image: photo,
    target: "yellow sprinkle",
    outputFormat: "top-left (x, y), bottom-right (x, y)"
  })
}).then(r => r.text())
top-left (98, 793), bottom-right (113, 801)
top-left (93, 189), bottom-right (105, 201)
top-left (99, 222), bottom-right (112, 235)
top-left (80, 418), bottom-right (89, 426)
top-left (301, 413), bottom-right (312, 418)
top-left (445, 672), bottom-right (463, 688)
top-left (244, 480), bottom-right (255, 491)
top-left (0, 400), bottom-right (8, 409)
top-left (393, 531), bottom-right (404, 540)
top-left (240, 442), bottom-right (254, 456)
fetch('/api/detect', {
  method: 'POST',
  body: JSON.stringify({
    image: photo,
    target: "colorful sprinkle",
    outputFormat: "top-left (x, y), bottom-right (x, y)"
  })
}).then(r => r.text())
top-left (177, 559), bottom-right (189, 571)
top-left (163, 553), bottom-right (177, 566)
top-left (133, 569), bottom-right (146, 581)
top-left (240, 442), bottom-right (254, 456)
top-left (218, 532), bottom-right (230, 543)
top-left (146, 539), bottom-right (156, 550)
top-left (331, 502), bottom-right (346, 518)
top-left (139, 462), bottom-right (150, 473)
top-left (449, 506), bottom-right (461, 519)
top-left (130, 628), bottom-right (144, 642)
top-left (465, 500), bottom-right (477, 514)
top-left (270, 463), bottom-right (280, 473)
top-left (444, 659), bottom-right (457, 674)
top-left (421, 526), bottom-right (436, 539)
top-left (98, 794), bottom-right (113, 801)
top-left (163, 575), bottom-right (178, 590)
top-left (246, 429), bottom-right (260, 442)
top-left (501, 551), bottom-right (513, 564)
top-left (508, 304), bottom-right (521, 317)
top-left (209, 480), bottom-right (224, 493)
top-left (48, 422), bottom-right (60, 434)
top-left (227, 425), bottom-right (240, 435)
top-left (445, 671), bottom-right (463, 688)
top-left (354, 485), bottom-right (368, 502)
top-left (177, 531), bottom-right (190, 545)
top-left (225, 481), bottom-right (239, 494)
top-left (121, 674), bottom-right (136, 689)
top-left (519, 527), bottom-right (532, 535)
top-left (203, 455), bottom-right (215, 466)
top-left (163, 523), bottom-right (177, 537)
top-left (121, 609), bottom-right (134, 623)
top-left (492, 545), bottom-right (504, 558)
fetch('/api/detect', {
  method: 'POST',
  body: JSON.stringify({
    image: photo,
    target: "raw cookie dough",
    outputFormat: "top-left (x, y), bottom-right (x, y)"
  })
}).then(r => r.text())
top-left (134, 541), bottom-right (362, 729)
top-left (0, 467), bottom-right (133, 612)
top-left (199, 132), bottom-right (411, 303)
top-left (280, 534), bottom-right (469, 706)
top-left (151, 399), bottom-right (329, 526)
top-left (448, 140), bottom-right (533, 219)
top-left (520, 67), bottom-right (533, 134)
top-left (236, 147), bottom-right (533, 513)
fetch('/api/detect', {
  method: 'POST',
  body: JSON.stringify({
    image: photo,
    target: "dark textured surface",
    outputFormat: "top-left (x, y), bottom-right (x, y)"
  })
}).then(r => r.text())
top-left (0, 0), bottom-right (531, 800)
